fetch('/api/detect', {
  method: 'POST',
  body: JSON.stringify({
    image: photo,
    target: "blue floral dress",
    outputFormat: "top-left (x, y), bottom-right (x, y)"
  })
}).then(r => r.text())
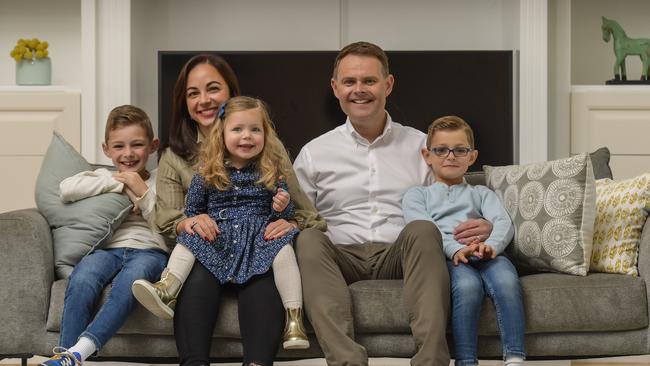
top-left (177, 164), bottom-right (298, 284)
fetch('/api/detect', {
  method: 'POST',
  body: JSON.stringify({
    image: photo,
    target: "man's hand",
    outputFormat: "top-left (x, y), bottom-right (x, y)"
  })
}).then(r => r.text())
top-left (453, 218), bottom-right (493, 245)
top-left (272, 187), bottom-right (290, 212)
top-left (178, 214), bottom-right (220, 241)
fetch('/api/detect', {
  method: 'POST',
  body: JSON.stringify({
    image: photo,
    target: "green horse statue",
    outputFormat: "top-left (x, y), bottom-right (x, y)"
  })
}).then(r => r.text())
top-left (601, 16), bottom-right (650, 81)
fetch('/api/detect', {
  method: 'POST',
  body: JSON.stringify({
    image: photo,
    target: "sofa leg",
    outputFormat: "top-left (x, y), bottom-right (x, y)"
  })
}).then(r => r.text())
top-left (0, 354), bottom-right (33, 366)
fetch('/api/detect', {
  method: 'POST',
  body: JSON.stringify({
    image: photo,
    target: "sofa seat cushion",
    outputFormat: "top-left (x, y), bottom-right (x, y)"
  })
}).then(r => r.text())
top-left (350, 275), bottom-right (647, 335)
top-left (521, 272), bottom-right (647, 333)
top-left (47, 279), bottom-right (242, 338)
top-left (48, 273), bottom-right (647, 338)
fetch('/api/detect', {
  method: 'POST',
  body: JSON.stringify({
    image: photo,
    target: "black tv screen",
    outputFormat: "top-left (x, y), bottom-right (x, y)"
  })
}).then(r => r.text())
top-left (159, 51), bottom-right (513, 171)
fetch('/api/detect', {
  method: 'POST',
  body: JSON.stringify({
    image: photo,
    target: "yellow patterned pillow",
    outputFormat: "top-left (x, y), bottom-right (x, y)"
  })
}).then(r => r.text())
top-left (590, 173), bottom-right (650, 275)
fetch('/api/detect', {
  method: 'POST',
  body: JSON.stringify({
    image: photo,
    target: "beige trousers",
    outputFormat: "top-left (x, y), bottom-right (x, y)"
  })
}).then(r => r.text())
top-left (295, 220), bottom-right (450, 366)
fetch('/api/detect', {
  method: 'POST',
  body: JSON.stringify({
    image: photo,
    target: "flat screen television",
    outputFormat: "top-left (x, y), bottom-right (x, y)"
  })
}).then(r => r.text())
top-left (159, 50), bottom-right (514, 171)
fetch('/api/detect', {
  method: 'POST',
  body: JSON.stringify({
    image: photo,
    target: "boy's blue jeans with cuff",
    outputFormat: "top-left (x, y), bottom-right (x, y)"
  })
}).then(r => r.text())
top-left (60, 247), bottom-right (167, 350)
top-left (447, 255), bottom-right (525, 366)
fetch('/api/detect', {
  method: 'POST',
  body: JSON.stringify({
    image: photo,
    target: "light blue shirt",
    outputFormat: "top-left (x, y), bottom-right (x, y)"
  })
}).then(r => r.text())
top-left (402, 181), bottom-right (514, 260)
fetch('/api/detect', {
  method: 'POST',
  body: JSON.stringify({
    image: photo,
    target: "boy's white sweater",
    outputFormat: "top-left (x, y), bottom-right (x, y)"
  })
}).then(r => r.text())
top-left (60, 168), bottom-right (170, 253)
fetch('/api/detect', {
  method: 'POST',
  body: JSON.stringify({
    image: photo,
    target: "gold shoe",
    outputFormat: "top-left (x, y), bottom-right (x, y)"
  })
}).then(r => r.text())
top-left (282, 307), bottom-right (310, 349)
top-left (132, 268), bottom-right (182, 320)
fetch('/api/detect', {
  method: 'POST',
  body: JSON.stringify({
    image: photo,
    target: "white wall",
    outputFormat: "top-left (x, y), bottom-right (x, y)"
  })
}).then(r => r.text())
top-left (572, 0), bottom-right (650, 84)
top-left (131, 0), bottom-right (520, 144)
top-left (0, 0), bottom-right (81, 87)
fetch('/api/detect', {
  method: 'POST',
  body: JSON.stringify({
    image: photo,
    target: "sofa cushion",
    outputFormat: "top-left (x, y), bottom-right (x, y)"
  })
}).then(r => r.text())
top-left (483, 153), bottom-right (597, 275)
top-left (590, 173), bottom-right (650, 275)
top-left (47, 279), bottom-right (241, 338)
top-left (34, 132), bottom-right (133, 279)
top-left (348, 275), bottom-right (647, 335)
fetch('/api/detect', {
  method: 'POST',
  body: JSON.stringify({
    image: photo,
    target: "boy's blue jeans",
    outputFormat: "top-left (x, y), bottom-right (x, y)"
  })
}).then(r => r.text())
top-left (447, 255), bottom-right (525, 366)
top-left (60, 248), bottom-right (167, 350)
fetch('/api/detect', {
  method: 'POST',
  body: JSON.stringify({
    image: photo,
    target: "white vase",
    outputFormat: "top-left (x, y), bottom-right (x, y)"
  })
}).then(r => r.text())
top-left (16, 58), bottom-right (52, 85)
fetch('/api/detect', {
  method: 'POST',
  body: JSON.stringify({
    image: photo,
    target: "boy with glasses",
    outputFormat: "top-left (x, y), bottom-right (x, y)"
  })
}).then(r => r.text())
top-left (402, 115), bottom-right (526, 366)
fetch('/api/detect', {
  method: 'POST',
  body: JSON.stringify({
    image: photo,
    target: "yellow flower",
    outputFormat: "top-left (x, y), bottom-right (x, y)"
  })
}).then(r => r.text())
top-left (9, 37), bottom-right (49, 63)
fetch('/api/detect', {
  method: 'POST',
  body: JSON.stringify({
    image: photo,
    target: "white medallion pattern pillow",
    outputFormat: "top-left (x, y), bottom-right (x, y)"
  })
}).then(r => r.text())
top-left (484, 153), bottom-right (596, 276)
top-left (590, 173), bottom-right (650, 276)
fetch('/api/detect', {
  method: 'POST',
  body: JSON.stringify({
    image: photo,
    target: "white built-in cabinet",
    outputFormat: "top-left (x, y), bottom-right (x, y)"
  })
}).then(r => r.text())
top-left (0, 87), bottom-right (81, 212)
top-left (571, 85), bottom-right (650, 180)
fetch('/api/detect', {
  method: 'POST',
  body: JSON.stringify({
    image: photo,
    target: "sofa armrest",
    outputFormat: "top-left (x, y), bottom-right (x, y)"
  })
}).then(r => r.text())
top-left (636, 217), bottom-right (650, 354)
top-left (0, 208), bottom-right (54, 356)
top-left (638, 218), bottom-right (650, 281)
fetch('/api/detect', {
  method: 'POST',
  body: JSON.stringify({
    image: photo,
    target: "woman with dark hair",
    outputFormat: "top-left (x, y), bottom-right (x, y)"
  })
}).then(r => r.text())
top-left (150, 54), bottom-right (325, 366)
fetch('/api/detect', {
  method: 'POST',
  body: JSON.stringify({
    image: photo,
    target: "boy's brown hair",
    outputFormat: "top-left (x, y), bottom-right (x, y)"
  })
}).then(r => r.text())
top-left (333, 41), bottom-right (390, 78)
top-left (104, 105), bottom-right (154, 142)
top-left (426, 115), bottom-right (475, 149)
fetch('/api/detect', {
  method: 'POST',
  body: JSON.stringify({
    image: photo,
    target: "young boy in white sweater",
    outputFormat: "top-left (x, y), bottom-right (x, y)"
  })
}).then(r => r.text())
top-left (40, 105), bottom-right (170, 366)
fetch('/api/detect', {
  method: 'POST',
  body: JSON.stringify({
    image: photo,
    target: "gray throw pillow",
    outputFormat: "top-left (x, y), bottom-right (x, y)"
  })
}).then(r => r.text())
top-left (483, 153), bottom-right (597, 276)
top-left (589, 147), bottom-right (614, 180)
top-left (35, 132), bottom-right (132, 279)
top-left (463, 147), bottom-right (612, 186)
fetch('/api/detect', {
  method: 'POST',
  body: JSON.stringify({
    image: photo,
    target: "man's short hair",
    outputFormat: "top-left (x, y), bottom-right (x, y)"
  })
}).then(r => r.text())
top-left (333, 41), bottom-right (390, 78)
top-left (426, 115), bottom-right (475, 149)
top-left (104, 105), bottom-right (154, 142)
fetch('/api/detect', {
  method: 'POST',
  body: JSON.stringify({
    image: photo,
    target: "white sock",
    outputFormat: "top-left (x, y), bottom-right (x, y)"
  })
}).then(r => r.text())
top-left (504, 355), bottom-right (525, 366)
top-left (272, 245), bottom-right (303, 309)
top-left (68, 336), bottom-right (96, 361)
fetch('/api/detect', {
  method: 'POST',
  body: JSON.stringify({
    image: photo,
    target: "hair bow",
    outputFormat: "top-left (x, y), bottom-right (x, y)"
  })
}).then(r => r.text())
top-left (217, 102), bottom-right (227, 120)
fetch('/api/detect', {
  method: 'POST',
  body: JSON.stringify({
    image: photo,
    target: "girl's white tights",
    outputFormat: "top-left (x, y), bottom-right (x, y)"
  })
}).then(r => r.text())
top-left (272, 245), bottom-right (302, 309)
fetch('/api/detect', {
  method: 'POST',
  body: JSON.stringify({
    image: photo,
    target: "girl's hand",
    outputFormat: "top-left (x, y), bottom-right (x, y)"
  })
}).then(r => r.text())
top-left (178, 214), bottom-right (220, 241)
top-left (272, 188), bottom-right (290, 212)
top-left (453, 218), bottom-right (493, 245)
top-left (264, 219), bottom-right (297, 240)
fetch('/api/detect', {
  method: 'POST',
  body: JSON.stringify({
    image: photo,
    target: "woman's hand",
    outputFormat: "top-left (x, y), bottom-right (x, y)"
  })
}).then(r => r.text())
top-left (453, 218), bottom-right (493, 245)
top-left (264, 219), bottom-right (298, 240)
top-left (177, 214), bottom-right (220, 241)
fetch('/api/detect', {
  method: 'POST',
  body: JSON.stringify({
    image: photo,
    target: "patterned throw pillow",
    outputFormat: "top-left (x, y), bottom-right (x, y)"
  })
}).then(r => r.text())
top-left (484, 153), bottom-right (597, 275)
top-left (590, 173), bottom-right (650, 276)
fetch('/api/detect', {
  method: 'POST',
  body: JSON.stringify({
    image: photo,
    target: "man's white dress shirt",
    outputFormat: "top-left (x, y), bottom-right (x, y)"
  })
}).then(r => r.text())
top-left (293, 113), bottom-right (431, 245)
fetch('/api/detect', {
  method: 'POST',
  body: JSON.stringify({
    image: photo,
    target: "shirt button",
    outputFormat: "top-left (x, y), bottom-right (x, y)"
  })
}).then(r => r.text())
top-left (234, 225), bottom-right (238, 228)
top-left (233, 240), bottom-right (237, 244)
top-left (234, 186), bottom-right (240, 190)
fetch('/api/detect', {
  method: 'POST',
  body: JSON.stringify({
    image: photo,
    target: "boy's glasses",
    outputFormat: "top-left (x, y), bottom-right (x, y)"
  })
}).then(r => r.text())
top-left (429, 146), bottom-right (473, 158)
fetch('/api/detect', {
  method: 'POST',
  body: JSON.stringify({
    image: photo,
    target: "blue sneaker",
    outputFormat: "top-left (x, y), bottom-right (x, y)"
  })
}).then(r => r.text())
top-left (39, 347), bottom-right (82, 366)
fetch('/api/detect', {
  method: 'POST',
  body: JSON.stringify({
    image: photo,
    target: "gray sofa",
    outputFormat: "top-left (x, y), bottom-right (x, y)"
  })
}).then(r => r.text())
top-left (1, 173), bottom-right (649, 363)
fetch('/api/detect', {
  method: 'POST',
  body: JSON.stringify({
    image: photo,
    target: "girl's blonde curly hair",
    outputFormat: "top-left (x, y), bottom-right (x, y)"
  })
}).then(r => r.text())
top-left (198, 96), bottom-right (291, 191)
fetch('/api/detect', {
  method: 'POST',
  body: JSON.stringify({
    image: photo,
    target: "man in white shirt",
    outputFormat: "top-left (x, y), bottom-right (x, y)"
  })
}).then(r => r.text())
top-left (293, 41), bottom-right (492, 366)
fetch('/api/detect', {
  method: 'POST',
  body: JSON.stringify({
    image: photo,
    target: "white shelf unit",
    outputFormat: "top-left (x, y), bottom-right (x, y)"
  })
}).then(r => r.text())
top-left (0, 89), bottom-right (81, 212)
top-left (571, 85), bottom-right (650, 180)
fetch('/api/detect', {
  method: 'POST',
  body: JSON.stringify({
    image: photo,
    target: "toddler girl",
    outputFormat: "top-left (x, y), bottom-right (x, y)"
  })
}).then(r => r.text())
top-left (132, 96), bottom-right (309, 349)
